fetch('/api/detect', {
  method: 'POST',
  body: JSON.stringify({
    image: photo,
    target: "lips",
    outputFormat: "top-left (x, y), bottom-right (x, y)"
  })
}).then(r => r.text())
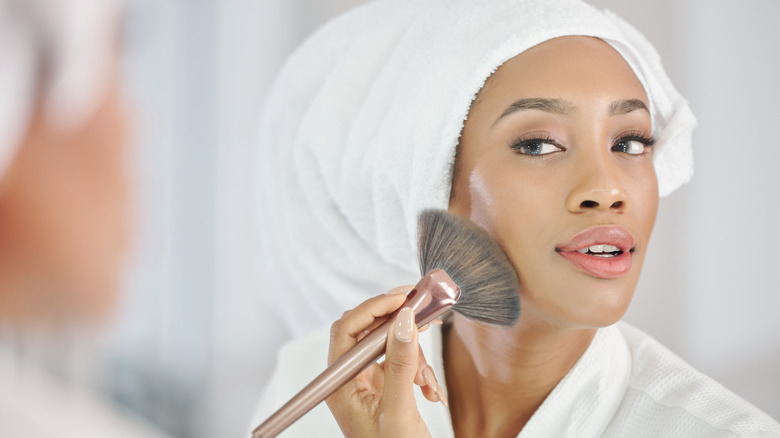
top-left (556, 226), bottom-right (636, 279)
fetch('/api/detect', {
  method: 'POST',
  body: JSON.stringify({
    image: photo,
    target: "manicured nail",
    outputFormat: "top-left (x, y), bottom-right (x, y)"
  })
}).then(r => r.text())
top-left (435, 383), bottom-right (449, 408)
top-left (387, 286), bottom-right (411, 295)
top-left (423, 365), bottom-right (440, 396)
top-left (394, 307), bottom-right (414, 343)
top-left (423, 365), bottom-right (448, 407)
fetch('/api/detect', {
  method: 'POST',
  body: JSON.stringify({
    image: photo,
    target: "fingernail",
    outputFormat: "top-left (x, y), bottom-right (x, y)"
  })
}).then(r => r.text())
top-left (423, 365), bottom-right (439, 395)
top-left (437, 387), bottom-right (449, 408)
top-left (423, 365), bottom-right (448, 407)
top-left (394, 307), bottom-right (414, 343)
top-left (387, 286), bottom-right (411, 295)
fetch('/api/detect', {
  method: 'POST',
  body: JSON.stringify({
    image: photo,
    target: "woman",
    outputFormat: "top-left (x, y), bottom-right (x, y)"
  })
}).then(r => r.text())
top-left (252, 0), bottom-right (780, 436)
top-left (0, 1), bottom-right (167, 436)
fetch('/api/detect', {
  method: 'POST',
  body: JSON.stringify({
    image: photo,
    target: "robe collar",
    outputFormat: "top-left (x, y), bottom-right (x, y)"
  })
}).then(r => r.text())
top-left (418, 323), bottom-right (632, 437)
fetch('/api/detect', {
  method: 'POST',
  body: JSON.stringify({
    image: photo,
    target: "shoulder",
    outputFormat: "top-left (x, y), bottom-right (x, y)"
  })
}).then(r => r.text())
top-left (605, 322), bottom-right (780, 438)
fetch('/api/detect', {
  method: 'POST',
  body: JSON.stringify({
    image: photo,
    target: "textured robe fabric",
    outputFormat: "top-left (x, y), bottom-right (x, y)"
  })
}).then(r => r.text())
top-left (252, 322), bottom-right (780, 437)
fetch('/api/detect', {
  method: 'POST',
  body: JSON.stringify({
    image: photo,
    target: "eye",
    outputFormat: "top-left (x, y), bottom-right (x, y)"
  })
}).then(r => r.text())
top-left (510, 138), bottom-right (563, 156)
top-left (612, 135), bottom-right (655, 155)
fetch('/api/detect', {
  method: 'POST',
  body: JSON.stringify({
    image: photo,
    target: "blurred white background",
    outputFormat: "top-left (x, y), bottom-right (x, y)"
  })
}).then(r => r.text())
top-left (106, 0), bottom-right (780, 437)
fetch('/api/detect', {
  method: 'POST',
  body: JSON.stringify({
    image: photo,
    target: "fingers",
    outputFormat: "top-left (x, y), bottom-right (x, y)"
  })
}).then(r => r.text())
top-left (379, 306), bottom-right (449, 413)
top-left (328, 287), bottom-right (412, 364)
top-left (421, 364), bottom-right (448, 406)
top-left (414, 345), bottom-right (428, 387)
top-left (327, 287), bottom-right (443, 438)
top-left (371, 317), bottom-right (447, 406)
top-left (413, 345), bottom-right (447, 406)
top-left (386, 285), bottom-right (415, 296)
top-left (328, 287), bottom-right (447, 411)
top-left (379, 307), bottom-right (421, 419)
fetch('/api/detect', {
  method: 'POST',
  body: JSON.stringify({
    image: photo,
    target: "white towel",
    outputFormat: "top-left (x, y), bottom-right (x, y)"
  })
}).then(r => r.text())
top-left (255, 0), bottom-right (697, 338)
top-left (0, 0), bottom-right (117, 178)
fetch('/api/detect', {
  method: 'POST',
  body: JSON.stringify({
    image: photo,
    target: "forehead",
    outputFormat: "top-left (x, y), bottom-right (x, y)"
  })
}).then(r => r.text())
top-left (474, 36), bottom-right (648, 111)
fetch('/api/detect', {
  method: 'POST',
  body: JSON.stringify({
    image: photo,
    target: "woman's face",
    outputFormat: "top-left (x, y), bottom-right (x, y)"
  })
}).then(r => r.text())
top-left (449, 36), bottom-right (658, 329)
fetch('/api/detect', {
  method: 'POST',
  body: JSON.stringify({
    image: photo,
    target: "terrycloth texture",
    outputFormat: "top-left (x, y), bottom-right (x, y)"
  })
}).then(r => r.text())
top-left (0, 0), bottom-right (116, 178)
top-left (251, 322), bottom-right (780, 437)
top-left (256, 0), bottom-right (697, 338)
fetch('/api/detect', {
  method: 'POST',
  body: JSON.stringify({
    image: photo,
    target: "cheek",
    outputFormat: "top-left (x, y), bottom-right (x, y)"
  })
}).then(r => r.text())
top-left (466, 170), bottom-right (498, 234)
top-left (466, 162), bottom-right (574, 320)
top-left (465, 160), bottom-right (561, 256)
top-left (628, 163), bottom-right (659, 238)
top-left (462, 157), bottom-right (659, 329)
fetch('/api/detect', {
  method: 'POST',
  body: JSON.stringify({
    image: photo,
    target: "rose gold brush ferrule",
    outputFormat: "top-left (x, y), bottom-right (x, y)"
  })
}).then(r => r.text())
top-left (251, 269), bottom-right (459, 438)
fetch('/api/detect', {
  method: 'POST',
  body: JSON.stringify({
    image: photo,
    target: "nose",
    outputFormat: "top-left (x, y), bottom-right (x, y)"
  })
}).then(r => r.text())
top-left (566, 155), bottom-right (628, 214)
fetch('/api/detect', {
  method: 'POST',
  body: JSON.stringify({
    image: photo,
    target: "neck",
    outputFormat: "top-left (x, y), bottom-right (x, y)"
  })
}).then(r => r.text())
top-left (443, 310), bottom-right (596, 438)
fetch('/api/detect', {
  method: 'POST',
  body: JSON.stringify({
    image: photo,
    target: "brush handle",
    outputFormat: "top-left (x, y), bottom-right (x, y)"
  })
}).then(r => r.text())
top-left (251, 269), bottom-right (459, 438)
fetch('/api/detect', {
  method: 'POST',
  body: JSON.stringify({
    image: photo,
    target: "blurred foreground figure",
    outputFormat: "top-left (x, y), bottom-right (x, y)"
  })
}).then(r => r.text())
top-left (0, 0), bottom-right (166, 436)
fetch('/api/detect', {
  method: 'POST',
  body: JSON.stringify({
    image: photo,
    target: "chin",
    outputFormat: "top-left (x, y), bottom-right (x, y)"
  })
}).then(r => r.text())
top-left (521, 274), bottom-right (637, 330)
top-left (570, 282), bottom-right (635, 328)
top-left (575, 307), bottom-right (629, 329)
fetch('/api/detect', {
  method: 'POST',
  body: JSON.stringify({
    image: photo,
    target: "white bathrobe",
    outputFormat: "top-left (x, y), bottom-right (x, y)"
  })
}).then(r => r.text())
top-left (252, 322), bottom-right (780, 437)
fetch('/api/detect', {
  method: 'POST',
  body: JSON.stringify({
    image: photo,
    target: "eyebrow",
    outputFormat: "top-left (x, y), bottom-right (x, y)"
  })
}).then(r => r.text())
top-left (495, 98), bottom-right (572, 124)
top-left (609, 98), bottom-right (649, 115)
top-left (492, 97), bottom-right (650, 127)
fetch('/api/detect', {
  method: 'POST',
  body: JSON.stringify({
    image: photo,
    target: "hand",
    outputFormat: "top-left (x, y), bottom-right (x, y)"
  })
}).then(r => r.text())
top-left (326, 287), bottom-right (446, 438)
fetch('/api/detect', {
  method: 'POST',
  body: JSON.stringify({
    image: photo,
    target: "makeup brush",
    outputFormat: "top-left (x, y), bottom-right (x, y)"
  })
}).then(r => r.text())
top-left (417, 209), bottom-right (520, 325)
top-left (251, 209), bottom-right (520, 438)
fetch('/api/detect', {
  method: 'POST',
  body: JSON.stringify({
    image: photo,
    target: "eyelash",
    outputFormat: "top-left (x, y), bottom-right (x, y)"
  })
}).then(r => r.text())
top-left (509, 132), bottom-right (656, 156)
top-left (612, 133), bottom-right (655, 155)
top-left (509, 135), bottom-right (564, 156)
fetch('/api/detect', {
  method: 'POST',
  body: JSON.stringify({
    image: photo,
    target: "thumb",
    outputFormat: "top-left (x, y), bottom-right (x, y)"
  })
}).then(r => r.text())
top-left (379, 306), bottom-right (421, 420)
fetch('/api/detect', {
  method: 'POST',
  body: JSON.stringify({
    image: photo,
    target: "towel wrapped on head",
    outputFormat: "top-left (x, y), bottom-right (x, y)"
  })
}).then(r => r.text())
top-left (256, 0), bottom-right (696, 337)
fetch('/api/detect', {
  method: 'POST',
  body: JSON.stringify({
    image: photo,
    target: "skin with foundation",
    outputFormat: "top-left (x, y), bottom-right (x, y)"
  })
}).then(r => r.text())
top-left (327, 36), bottom-right (658, 437)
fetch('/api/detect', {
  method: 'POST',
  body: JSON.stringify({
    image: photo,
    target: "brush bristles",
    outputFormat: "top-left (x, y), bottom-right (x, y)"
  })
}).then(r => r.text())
top-left (417, 209), bottom-right (520, 326)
